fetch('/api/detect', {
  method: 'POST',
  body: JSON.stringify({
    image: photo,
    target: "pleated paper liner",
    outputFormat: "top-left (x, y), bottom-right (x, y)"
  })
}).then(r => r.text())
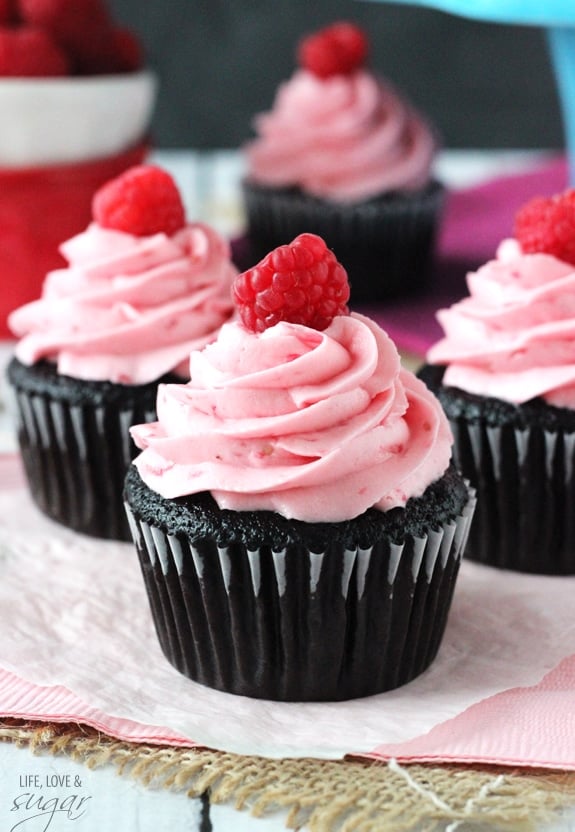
top-left (6, 357), bottom-right (179, 542)
top-left (452, 419), bottom-right (575, 573)
top-left (241, 179), bottom-right (445, 304)
top-left (419, 364), bottom-right (575, 574)
top-left (124, 467), bottom-right (476, 702)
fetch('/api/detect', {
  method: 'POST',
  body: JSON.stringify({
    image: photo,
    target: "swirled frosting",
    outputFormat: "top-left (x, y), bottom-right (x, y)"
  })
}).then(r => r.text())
top-left (427, 238), bottom-right (575, 408)
top-left (131, 313), bottom-right (453, 522)
top-left (245, 69), bottom-right (436, 203)
top-left (9, 222), bottom-right (237, 385)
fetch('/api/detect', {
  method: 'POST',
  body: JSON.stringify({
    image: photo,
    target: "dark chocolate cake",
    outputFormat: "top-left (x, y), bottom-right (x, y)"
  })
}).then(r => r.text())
top-left (124, 463), bottom-right (475, 701)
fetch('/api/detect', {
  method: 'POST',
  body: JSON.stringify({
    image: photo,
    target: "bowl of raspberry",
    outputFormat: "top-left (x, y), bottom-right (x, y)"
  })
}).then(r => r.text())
top-left (0, 0), bottom-right (157, 337)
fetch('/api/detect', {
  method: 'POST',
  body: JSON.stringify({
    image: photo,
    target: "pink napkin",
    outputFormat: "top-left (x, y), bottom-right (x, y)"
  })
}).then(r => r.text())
top-left (2, 454), bottom-right (575, 767)
top-left (359, 155), bottom-right (569, 356)
top-left (370, 655), bottom-right (575, 768)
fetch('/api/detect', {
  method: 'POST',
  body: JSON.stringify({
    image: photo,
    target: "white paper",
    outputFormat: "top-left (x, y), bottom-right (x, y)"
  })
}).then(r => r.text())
top-left (1, 455), bottom-right (574, 759)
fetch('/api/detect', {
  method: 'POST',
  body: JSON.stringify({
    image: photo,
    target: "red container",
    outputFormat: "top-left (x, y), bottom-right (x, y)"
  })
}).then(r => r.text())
top-left (0, 141), bottom-right (148, 338)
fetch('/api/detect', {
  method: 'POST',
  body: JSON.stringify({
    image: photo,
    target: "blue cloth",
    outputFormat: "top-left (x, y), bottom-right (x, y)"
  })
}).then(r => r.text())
top-left (364, 0), bottom-right (575, 26)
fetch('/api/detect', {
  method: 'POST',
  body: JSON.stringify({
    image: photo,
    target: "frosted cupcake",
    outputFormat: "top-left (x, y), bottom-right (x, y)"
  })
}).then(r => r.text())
top-left (7, 165), bottom-right (237, 541)
top-left (0, 0), bottom-right (156, 337)
top-left (242, 21), bottom-right (443, 303)
top-left (421, 188), bottom-right (575, 573)
top-left (125, 233), bottom-right (476, 701)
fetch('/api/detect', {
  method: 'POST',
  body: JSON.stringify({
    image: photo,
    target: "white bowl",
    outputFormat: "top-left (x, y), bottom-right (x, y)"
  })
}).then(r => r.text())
top-left (0, 69), bottom-right (157, 168)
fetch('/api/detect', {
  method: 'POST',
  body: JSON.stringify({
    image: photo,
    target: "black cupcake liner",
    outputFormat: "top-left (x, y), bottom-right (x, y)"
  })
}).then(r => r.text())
top-left (124, 481), bottom-right (476, 701)
top-left (450, 419), bottom-right (575, 574)
top-left (419, 364), bottom-right (575, 574)
top-left (7, 357), bottom-right (176, 541)
top-left (242, 179), bottom-right (445, 304)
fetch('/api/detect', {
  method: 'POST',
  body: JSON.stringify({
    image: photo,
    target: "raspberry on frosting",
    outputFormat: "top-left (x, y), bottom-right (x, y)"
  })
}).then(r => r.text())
top-left (297, 21), bottom-right (368, 78)
top-left (92, 165), bottom-right (187, 238)
top-left (514, 188), bottom-right (575, 267)
top-left (233, 233), bottom-right (350, 333)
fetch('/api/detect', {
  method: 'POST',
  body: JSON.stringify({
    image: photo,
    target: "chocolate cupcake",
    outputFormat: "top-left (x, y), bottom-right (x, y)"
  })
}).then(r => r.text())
top-left (419, 364), bottom-right (575, 575)
top-left (241, 21), bottom-right (444, 303)
top-left (7, 164), bottom-right (237, 540)
top-left (125, 233), bottom-right (476, 700)
top-left (8, 356), bottom-right (180, 540)
top-left (421, 189), bottom-right (575, 574)
top-left (125, 462), bottom-right (473, 701)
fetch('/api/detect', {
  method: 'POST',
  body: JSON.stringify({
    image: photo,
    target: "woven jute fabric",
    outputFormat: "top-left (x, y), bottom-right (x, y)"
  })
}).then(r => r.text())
top-left (1, 718), bottom-right (575, 831)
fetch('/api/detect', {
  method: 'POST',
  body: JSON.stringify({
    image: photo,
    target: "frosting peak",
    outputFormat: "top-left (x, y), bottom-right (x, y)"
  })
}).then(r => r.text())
top-left (9, 222), bottom-right (237, 385)
top-left (245, 69), bottom-right (436, 203)
top-left (131, 313), bottom-right (453, 522)
top-left (428, 238), bottom-right (575, 407)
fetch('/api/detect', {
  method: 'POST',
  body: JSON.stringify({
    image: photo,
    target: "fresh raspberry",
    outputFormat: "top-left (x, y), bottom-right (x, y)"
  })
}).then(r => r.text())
top-left (297, 21), bottom-right (368, 79)
top-left (514, 189), bottom-right (575, 266)
top-left (233, 234), bottom-right (350, 333)
top-left (111, 26), bottom-right (143, 72)
top-left (0, 0), bottom-right (17, 24)
top-left (19, 0), bottom-right (116, 74)
top-left (0, 25), bottom-right (69, 76)
top-left (92, 166), bottom-right (186, 237)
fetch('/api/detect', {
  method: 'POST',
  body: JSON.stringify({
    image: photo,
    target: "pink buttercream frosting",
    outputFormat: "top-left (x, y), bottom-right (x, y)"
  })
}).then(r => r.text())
top-left (245, 69), bottom-right (436, 204)
top-left (131, 313), bottom-right (453, 523)
top-left (427, 238), bottom-right (575, 408)
top-left (9, 222), bottom-right (237, 385)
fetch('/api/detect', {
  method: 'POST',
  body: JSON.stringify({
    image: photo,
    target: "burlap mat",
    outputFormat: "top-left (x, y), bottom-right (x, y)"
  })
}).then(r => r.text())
top-left (2, 719), bottom-right (575, 831)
